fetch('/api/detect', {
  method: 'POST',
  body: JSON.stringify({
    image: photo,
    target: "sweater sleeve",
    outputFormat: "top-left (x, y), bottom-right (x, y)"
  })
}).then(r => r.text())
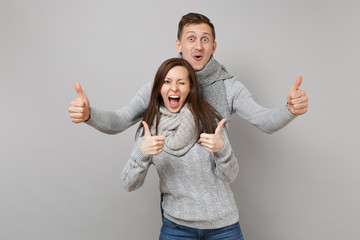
top-left (85, 82), bottom-right (152, 134)
top-left (225, 77), bottom-right (296, 134)
top-left (121, 136), bottom-right (152, 192)
top-left (212, 128), bottom-right (239, 183)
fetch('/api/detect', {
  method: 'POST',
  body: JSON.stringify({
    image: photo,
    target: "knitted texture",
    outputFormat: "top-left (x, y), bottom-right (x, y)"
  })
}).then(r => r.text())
top-left (153, 104), bottom-right (197, 156)
top-left (86, 57), bottom-right (296, 134)
top-left (196, 56), bottom-right (232, 120)
top-left (121, 121), bottom-right (240, 229)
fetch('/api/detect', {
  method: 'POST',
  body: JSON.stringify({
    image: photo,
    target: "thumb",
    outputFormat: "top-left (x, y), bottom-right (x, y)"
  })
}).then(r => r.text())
top-left (75, 82), bottom-right (88, 101)
top-left (290, 76), bottom-right (302, 92)
top-left (142, 121), bottom-right (152, 137)
top-left (215, 118), bottom-right (226, 135)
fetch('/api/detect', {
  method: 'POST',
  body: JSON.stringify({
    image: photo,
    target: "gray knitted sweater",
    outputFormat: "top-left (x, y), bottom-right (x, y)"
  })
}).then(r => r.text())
top-left (86, 57), bottom-right (296, 134)
top-left (155, 105), bottom-right (198, 156)
top-left (121, 107), bottom-right (240, 229)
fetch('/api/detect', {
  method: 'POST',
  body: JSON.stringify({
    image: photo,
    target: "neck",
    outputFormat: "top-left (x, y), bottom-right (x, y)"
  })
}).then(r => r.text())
top-left (195, 56), bottom-right (231, 86)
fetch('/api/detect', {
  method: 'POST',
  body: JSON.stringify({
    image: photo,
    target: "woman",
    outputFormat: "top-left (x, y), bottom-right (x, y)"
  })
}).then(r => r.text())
top-left (121, 58), bottom-right (243, 240)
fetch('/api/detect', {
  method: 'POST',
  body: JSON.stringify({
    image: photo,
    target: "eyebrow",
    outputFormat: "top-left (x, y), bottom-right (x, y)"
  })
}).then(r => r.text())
top-left (186, 31), bottom-right (211, 36)
top-left (164, 77), bottom-right (186, 81)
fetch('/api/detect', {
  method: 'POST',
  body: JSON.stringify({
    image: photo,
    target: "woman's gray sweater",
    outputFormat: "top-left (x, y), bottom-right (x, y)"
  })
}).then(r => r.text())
top-left (121, 106), bottom-right (240, 229)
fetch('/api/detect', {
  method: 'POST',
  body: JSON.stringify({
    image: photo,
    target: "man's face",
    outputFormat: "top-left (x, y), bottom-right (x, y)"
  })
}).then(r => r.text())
top-left (176, 23), bottom-right (217, 71)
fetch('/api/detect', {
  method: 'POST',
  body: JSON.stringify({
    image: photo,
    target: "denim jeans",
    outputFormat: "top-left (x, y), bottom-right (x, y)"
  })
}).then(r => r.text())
top-left (159, 217), bottom-right (244, 240)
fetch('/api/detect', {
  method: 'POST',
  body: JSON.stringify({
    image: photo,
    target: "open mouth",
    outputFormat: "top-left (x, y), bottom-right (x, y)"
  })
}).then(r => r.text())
top-left (194, 55), bottom-right (203, 61)
top-left (168, 96), bottom-right (180, 108)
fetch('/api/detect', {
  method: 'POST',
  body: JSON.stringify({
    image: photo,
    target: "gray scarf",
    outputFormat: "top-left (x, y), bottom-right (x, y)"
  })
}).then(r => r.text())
top-left (195, 56), bottom-right (232, 120)
top-left (152, 104), bottom-right (198, 156)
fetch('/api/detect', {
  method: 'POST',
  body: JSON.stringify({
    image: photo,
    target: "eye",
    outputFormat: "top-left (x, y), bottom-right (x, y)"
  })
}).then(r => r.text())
top-left (164, 80), bottom-right (171, 84)
top-left (188, 37), bottom-right (195, 41)
top-left (202, 37), bottom-right (209, 42)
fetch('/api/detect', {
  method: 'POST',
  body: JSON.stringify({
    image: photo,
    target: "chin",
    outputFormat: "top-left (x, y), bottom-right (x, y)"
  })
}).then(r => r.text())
top-left (193, 63), bottom-right (205, 71)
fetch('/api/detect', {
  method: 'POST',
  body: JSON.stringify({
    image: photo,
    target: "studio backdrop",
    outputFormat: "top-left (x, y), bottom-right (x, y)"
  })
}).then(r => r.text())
top-left (0, 0), bottom-right (359, 239)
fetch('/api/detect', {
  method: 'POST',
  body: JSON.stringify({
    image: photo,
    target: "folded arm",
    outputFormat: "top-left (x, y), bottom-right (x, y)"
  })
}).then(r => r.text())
top-left (121, 136), bottom-right (153, 192)
top-left (212, 129), bottom-right (239, 183)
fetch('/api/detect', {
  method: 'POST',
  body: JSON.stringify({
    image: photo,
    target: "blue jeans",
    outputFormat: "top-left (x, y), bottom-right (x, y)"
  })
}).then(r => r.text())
top-left (159, 217), bottom-right (244, 240)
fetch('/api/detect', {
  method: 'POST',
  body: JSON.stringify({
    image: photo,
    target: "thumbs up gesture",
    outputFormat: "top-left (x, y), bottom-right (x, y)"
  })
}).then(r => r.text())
top-left (140, 121), bottom-right (165, 156)
top-left (68, 82), bottom-right (90, 123)
top-left (200, 118), bottom-right (227, 153)
top-left (287, 76), bottom-right (308, 115)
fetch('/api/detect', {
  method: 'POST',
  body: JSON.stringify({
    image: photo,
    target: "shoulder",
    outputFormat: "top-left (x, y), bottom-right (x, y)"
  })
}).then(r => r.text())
top-left (223, 76), bottom-right (251, 100)
top-left (224, 76), bottom-right (246, 91)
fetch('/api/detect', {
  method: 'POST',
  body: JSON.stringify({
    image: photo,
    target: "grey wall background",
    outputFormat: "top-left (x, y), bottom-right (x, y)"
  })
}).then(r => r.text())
top-left (1, 0), bottom-right (359, 239)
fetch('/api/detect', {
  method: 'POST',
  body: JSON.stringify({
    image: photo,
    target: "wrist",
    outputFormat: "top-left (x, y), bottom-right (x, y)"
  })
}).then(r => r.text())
top-left (216, 140), bottom-right (225, 153)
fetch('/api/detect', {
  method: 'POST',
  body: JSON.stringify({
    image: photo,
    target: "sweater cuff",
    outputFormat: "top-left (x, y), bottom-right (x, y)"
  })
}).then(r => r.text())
top-left (283, 103), bottom-right (298, 119)
top-left (84, 107), bottom-right (119, 134)
top-left (132, 144), bottom-right (151, 164)
top-left (85, 106), bottom-right (97, 126)
top-left (85, 107), bottom-right (105, 130)
top-left (213, 140), bottom-right (232, 162)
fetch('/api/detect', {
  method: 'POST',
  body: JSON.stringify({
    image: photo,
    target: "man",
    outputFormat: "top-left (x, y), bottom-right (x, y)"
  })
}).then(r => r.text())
top-left (69, 13), bottom-right (308, 239)
top-left (69, 13), bottom-right (308, 135)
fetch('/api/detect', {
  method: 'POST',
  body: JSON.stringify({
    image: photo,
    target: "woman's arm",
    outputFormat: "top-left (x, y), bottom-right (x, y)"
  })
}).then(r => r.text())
top-left (121, 136), bottom-right (153, 192)
top-left (212, 128), bottom-right (239, 183)
top-left (200, 120), bottom-right (239, 183)
top-left (121, 124), bottom-right (165, 191)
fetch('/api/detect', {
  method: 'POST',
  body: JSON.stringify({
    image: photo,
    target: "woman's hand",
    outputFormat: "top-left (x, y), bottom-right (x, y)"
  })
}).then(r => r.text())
top-left (200, 119), bottom-right (226, 153)
top-left (141, 121), bottom-right (165, 156)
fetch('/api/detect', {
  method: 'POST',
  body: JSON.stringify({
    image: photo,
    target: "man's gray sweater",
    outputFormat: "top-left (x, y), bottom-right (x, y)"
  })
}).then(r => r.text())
top-left (86, 57), bottom-right (296, 134)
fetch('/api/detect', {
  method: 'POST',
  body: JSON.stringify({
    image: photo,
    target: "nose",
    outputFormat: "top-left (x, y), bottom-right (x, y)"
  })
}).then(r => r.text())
top-left (170, 82), bottom-right (178, 91)
top-left (194, 39), bottom-right (203, 50)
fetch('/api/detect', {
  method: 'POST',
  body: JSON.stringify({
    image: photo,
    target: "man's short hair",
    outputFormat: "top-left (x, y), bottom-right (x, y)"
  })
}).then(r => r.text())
top-left (177, 13), bottom-right (216, 41)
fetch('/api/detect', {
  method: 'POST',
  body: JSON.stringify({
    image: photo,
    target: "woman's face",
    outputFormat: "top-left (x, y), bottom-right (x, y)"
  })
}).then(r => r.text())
top-left (160, 66), bottom-right (191, 113)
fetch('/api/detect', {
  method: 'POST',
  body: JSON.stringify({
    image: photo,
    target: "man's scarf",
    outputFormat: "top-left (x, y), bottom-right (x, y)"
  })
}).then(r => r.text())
top-left (195, 56), bottom-right (231, 120)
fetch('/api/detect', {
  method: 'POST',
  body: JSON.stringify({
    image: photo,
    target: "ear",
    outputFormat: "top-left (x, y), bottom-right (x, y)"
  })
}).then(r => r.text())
top-left (175, 40), bottom-right (182, 54)
top-left (212, 41), bottom-right (217, 54)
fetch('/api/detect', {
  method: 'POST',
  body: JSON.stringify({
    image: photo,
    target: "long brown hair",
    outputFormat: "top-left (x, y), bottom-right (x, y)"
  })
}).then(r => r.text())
top-left (136, 58), bottom-right (221, 137)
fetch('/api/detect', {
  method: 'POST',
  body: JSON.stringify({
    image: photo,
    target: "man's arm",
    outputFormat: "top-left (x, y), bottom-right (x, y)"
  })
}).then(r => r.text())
top-left (69, 82), bottom-right (152, 134)
top-left (226, 77), bottom-right (301, 134)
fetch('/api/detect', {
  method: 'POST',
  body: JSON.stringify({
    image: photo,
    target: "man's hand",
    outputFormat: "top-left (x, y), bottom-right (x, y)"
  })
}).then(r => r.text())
top-left (200, 118), bottom-right (226, 153)
top-left (287, 76), bottom-right (308, 115)
top-left (68, 82), bottom-right (90, 123)
top-left (140, 121), bottom-right (165, 156)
